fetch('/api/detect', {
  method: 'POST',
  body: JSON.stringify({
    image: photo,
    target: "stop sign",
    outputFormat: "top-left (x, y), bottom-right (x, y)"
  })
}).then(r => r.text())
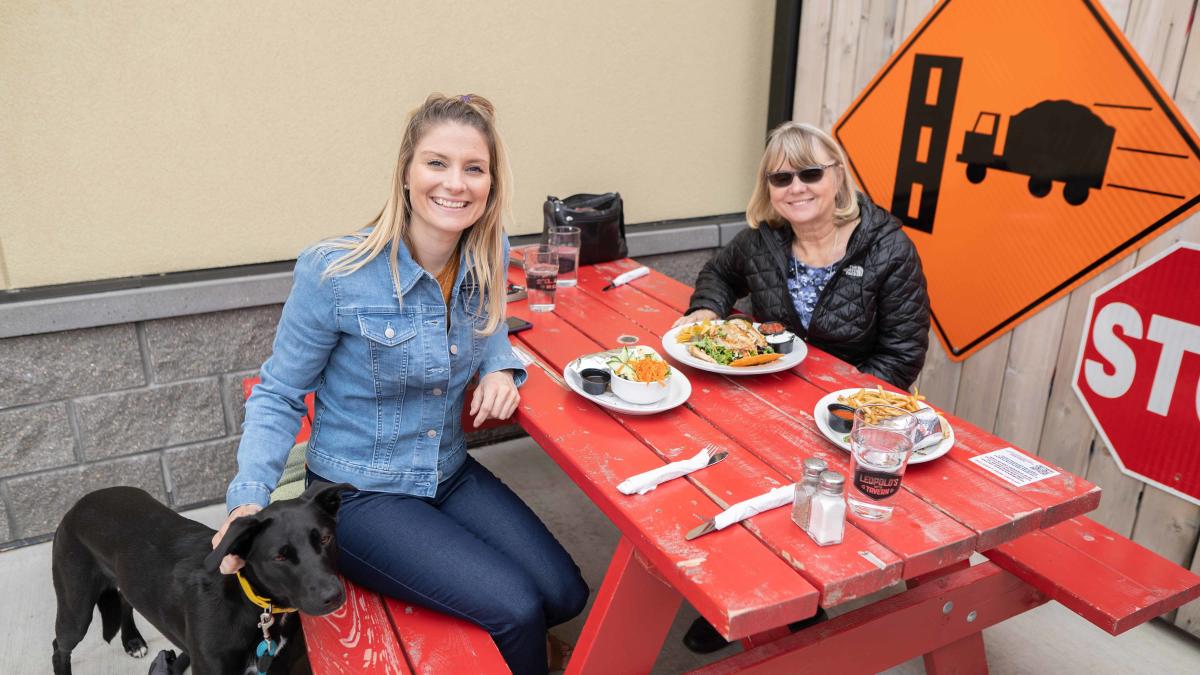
top-left (1073, 242), bottom-right (1200, 505)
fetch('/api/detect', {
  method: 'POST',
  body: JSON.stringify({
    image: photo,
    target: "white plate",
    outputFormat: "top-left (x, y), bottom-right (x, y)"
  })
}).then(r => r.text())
top-left (661, 322), bottom-right (807, 375)
top-left (812, 388), bottom-right (955, 464)
top-left (563, 352), bottom-right (691, 415)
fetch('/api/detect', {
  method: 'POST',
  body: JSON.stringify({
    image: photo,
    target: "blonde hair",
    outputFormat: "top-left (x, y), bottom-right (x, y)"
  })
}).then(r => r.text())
top-left (323, 93), bottom-right (511, 334)
top-left (746, 121), bottom-right (860, 230)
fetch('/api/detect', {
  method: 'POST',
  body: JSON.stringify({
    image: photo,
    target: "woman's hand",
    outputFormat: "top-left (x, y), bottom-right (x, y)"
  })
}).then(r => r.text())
top-left (211, 503), bottom-right (262, 574)
top-left (672, 309), bottom-right (719, 328)
top-left (470, 369), bottom-right (520, 427)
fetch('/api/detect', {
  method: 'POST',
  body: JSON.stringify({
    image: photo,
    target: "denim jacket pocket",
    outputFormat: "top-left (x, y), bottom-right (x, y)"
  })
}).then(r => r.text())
top-left (357, 311), bottom-right (418, 398)
top-left (358, 312), bottom-right (417, 346)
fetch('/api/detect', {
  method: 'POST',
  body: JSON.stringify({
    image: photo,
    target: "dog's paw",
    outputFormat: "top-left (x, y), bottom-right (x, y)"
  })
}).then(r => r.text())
top-left (124, 636), bottom-right (148, 658)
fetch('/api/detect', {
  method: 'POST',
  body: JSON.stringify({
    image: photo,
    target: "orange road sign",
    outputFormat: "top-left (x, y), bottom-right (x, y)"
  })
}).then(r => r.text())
top-left (835, 0), bottom-right (1200, 360)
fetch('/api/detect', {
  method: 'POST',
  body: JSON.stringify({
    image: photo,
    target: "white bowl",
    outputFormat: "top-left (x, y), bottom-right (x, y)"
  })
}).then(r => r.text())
top-left (609, 368), bottom-right (672, 405)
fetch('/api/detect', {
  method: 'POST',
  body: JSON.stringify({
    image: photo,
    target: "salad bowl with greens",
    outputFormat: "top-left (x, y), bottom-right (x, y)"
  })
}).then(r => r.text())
top-left (604, 345), bottom-right (672, 404)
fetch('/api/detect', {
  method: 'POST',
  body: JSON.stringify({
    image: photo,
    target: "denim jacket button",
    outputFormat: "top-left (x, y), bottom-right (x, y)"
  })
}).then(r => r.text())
top-left (449, 344), bottom-right (459, 355)
top-left (427, 429), bottom-right (437, 438)
top-left (384, 325), bottom-right (396, 339)
top-left (432, 388), bottom-right (443, 396)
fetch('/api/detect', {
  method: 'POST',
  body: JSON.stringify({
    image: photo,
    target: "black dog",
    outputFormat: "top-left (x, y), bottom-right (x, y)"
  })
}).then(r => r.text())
top-left (51, 481), bottom-right (353, 674)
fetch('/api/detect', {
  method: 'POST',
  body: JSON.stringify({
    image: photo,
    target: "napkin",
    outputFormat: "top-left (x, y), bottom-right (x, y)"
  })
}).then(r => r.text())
top-left (912, 408), bottom-right (945, 452)
top-left (713, 484), bottom-right (797, 530)
top-left (618, 447), bottom-right (713, 495)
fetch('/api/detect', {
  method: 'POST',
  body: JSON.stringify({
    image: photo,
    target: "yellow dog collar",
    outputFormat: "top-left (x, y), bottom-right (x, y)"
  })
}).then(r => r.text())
top-left (236, 571), bottom-right (297, 614)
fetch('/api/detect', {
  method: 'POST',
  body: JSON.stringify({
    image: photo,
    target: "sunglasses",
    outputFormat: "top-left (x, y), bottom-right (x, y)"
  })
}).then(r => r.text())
top-left (766, 163), bottom-right (838, 188)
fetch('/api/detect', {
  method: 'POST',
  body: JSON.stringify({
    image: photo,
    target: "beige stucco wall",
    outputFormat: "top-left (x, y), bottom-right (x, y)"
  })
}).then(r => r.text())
top-left (0, 1), bottom-right (773, 290)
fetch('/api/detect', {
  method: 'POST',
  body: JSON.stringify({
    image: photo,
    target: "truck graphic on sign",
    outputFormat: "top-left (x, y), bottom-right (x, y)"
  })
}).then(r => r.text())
top-left (957, 99), bottom-right (1116, 206)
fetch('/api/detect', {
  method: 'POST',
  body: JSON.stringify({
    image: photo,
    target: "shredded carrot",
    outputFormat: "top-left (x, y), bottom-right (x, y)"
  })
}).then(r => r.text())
top-left (631, 357), bottom-right (669, 383)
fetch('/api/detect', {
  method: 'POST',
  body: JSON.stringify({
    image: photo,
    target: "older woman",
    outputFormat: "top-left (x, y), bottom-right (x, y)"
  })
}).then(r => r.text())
top-left (675, 121), bottom-right (929, 390)
top-left (674, 121), bottom-right (930, 653)
top-left (214, 94), bottom-right (588, 674)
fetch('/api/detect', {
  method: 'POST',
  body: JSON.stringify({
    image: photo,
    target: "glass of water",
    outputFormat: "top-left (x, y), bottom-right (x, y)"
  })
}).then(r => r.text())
top-left (846, 404), bottom-right (917, 522)
top-left (523, 244), bottom-right (559, 312)
top-left (548, 225), bottom-right (581, 287)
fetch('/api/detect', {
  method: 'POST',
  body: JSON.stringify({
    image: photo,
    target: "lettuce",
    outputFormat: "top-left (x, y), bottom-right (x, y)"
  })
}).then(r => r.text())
top-left (695, 337), bottom-right (736, 365)
top-left (692, 337), bottom-right (779, 365)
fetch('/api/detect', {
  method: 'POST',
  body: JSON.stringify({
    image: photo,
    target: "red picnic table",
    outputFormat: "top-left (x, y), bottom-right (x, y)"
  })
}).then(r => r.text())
top-left (499, 258), bottom-right (1200, 674)
top-left (265, 258), bottom-right (1200, 674)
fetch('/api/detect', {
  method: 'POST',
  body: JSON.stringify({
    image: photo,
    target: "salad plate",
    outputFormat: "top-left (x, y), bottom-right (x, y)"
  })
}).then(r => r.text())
top-left (661, 321), bottom-right (807, 375)
top-left (563, 350), bottom-right (691, 415)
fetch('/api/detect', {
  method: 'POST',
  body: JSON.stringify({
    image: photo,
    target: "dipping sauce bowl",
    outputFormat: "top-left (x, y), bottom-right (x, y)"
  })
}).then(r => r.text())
top-left (579, 368), bottom-right (611, 396)
top-left (758, 321), bottom-right (787, 336)
top-left (766, 332), bottom-right (795, 354)
top-left (827, 403), bottom-right (856, 433)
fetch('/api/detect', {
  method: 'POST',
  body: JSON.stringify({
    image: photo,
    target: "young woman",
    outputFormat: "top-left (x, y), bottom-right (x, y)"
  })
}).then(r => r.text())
top-left (214, 94), bottom-right (588, 674)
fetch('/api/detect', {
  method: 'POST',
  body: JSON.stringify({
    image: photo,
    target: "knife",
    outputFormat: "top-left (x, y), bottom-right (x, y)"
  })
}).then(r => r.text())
top-left (685, 484), bottom-right (796, 541)
top-left (686, 520), bottom-right (718, 541)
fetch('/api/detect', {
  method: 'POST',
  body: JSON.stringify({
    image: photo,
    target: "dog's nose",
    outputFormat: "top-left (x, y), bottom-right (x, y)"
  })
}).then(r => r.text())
top-left (320, 586), bottom-right (345, 611)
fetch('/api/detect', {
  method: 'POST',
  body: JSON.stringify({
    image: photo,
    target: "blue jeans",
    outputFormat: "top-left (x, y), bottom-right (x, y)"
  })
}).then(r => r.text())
top-left (309, 456), bottom-right (589, 675)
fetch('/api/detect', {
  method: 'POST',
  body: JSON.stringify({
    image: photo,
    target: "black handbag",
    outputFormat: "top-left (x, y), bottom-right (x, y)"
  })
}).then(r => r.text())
top-left (543, 193), bottom-right (628, 265)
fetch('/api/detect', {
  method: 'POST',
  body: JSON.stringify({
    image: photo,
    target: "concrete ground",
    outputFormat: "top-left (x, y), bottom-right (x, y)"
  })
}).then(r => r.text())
top-left (6, 436), bottom-right (1199, 674)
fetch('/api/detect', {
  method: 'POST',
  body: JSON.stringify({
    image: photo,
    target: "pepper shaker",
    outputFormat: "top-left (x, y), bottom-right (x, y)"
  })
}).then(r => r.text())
top-left (791, 457), bottom-right (828, 531)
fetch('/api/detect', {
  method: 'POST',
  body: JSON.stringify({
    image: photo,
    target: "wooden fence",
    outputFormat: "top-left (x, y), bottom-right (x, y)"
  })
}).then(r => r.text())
top-left (792, 0), bottom-right (1200, 637)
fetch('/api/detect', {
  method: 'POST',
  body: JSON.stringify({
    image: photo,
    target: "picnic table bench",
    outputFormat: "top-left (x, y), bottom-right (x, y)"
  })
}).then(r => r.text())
top-left (239, 379), bottom-right (508, 674)
top-left (244, 258), bottom-right (1200, 674)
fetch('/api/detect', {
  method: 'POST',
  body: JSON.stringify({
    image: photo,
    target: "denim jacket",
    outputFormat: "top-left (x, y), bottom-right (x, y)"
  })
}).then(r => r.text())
top-left (227, 236), bottom-right (527, 510)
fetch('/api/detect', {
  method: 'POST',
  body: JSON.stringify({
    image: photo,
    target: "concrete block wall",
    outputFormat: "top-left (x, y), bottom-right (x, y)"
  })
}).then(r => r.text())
top-left (0, 306), bottom-right (281, 548)
top-left (0, 246), bottom-right (720, 550)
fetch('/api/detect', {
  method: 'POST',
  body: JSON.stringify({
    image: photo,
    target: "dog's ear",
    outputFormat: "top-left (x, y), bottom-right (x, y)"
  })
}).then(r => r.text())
top-left (204, 514), bottom-right (272, 572)
top-left (301, 482), bottom-right (356, 517)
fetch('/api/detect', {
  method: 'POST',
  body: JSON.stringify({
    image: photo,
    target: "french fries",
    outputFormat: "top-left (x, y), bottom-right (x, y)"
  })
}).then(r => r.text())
top-left (836, 386), bottom-right (926, 424)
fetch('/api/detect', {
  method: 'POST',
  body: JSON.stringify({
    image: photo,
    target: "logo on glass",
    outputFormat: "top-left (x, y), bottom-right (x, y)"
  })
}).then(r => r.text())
top-left (853, 469), bottom-right (902, 501)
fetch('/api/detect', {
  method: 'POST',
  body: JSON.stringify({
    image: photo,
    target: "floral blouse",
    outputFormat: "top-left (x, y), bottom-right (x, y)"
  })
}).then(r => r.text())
top-left (786, 255), bottom-right (840, 329)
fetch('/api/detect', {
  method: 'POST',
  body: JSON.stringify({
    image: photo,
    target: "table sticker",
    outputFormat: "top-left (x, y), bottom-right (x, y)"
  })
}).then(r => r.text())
top-left (969, 447), bottom-right (1060, 487)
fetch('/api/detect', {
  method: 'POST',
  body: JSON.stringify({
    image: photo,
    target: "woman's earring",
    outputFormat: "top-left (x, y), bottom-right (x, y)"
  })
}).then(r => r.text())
top-left (403, 184), bottom-right (409, 190)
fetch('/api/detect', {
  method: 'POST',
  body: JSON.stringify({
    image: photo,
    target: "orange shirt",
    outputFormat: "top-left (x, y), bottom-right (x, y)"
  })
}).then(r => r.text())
top-left (435, 250), bottom-right (461, 308)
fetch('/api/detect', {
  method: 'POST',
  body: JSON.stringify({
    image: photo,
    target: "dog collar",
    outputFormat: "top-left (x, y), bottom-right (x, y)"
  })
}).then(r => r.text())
top-left (236, 572), bottom-right (297, 614)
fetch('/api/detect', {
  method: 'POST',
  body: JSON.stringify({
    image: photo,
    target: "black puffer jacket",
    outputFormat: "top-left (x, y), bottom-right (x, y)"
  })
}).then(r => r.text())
top-left (687, 194), bottom-right (930, 388)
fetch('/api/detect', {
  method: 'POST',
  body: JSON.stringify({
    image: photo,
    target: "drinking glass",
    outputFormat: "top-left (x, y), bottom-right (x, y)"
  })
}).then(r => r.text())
top-left (523, 244), bottom-right (559, 312)
top-left (548, 225), bottom-right (581, 287)
top-left (846, 404), bottom-right (917, 521)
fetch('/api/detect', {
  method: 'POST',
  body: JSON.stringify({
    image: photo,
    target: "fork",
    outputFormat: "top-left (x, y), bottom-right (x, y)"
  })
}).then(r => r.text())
top-left (701, 443), bottom-right (728, 466)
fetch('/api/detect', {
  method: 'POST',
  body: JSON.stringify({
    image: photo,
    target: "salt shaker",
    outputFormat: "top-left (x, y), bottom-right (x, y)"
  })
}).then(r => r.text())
top-left (790, 457), bottom-right (828, 531)
top-left (807, 471), bottom-right (846, 546)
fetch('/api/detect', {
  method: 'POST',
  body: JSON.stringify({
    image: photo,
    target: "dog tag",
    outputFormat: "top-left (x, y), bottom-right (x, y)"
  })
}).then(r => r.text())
top-left (256, 638), bottom-right (277, 674)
